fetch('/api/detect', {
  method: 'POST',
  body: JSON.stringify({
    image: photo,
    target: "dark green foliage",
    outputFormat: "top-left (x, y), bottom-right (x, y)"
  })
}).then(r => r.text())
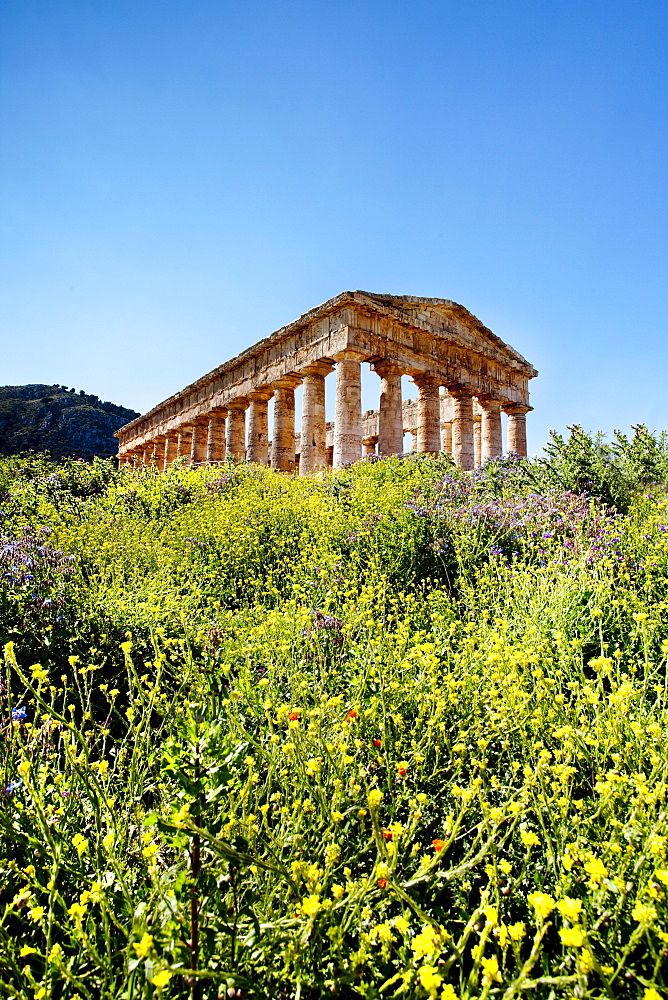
top-left (533, 424), bottom-right (668, 512)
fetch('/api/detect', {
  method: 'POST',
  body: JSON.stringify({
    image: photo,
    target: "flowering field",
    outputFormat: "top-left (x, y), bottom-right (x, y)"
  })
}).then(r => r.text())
top-left (0, 427), bottom-right (666, 1000)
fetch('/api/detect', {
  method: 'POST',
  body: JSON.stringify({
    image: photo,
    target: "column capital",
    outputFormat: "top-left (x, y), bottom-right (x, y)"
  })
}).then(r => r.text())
top-left (248, 387), bottom-right (274, 402)
top-left (447, 384), bottom-right (476, 399)
top-left (502, 403), bottom-right (532, 415)
top-left (476, 395), bottom-right (503, 410)
top-left (371, 359), bottom-right (404, 378)
top-left (299, 360), bottom-right (335, 378)
top-left (226, 396), bottom-right (249, 410)
top-left (273, 374), bottom-right (303, 390)
top-left (332, 348), bottom-right (367, 363)
top-left (208, 406), bottom-right (228, 417)
top-left (411, 372), bottom-right (441, 388)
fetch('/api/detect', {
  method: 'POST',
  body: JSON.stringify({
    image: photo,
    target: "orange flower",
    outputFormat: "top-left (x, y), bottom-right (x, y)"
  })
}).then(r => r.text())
top-left (377, 878), bottom-right (388, 889)
top-left (432, 839), bottom-right (446, 852)
top-left (373, 739), bottom-right (382, 747)
top-left (346, 709), bottom-right (358, 721)
top-left (288, 711), bottom-right (300, 721)
top-left (382, 829), bottom-right (393, 840)
top-left (397, 767), bottom-right (407, 777)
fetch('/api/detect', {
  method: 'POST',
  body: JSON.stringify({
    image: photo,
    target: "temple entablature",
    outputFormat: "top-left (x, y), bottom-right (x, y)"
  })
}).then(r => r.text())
top-left (116, 291), bottom-right (537, 471)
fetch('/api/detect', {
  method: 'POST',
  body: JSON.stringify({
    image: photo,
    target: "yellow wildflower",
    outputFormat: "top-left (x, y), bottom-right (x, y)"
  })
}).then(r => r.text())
top-left (579, 948), bottom-right (595, 972)
top-left (556, 897), bottom-right (583, 922)
top-left (411, 925), bottom-right (442, 960)
top-left (367, 789), bottom-right (383, 808)
top-left (528, 891), bottom-right (555, 920)
top-left (584, 857), bottom-right (607, 884)
top-left (133, 933), bottom-right (154, 958)
top-left (301, 895), bottom-right (321, 917)
top-left (418, 965), bottom-right (442, 996)
top-left (151, 970), bottom-right (172, 988)
top-left (71, 833), bottom-right (89, 857)
top-left (67, 902), bottom-right (86, 922)
top-left (631, 902), bottom-right (657, 924)
top-left (559, 926), bottom-right (585, 947)
top-left (481, 956), bottom-right (502, 983)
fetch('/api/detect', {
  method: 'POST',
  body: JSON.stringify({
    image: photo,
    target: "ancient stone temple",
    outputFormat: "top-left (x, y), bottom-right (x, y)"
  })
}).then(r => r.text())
top-left (115, 291), bottom-right (537, 472)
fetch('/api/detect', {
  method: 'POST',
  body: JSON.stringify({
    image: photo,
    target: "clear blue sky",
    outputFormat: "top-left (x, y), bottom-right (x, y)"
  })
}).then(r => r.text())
top-left (1, 0), bottom-right (666, 454)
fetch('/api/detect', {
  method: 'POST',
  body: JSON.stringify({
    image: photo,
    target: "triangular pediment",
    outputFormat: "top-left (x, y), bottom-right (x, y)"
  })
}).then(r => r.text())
top-left (351, 291), bottom-right (536, 376)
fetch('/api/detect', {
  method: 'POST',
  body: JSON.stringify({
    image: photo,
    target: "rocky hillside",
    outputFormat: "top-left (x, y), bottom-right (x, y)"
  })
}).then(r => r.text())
top-left (0, 385), bottom-right (139, 460)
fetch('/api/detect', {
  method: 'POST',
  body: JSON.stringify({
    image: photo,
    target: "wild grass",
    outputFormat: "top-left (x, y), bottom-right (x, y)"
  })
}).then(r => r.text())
top-left (0, 430), bottom-right (666, 999)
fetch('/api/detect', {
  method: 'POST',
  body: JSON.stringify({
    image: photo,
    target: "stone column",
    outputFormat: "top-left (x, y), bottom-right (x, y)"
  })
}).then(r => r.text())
top-left (413, 374), bottom-right (441, 454)
top-left (300, 362), bottom-right (333, 473)
top-left (150, 437), bottom-right (165, 468)
top-left (248, 390), bottom-right (273, 466)
top-left (504, 404), bottom-right (531, 457)
top-left (449, 388), bottom-right (475, 470)
top-left (190, 421), bottom-right (208, 466)
top-left (373, 360), bottom-right (404, 457)
top-left (333, 351), bottom-right (365, 468)
top-left (479, 398), bottom-right (503, 462)
top-left (176, 426), bottom-right (192, 463)
top-left (363, 436), bottom-right (378, 455)
top-left (473, 411), bottom-right (482, 467)
top-left (440, 388), bottom-right (453, 455)
top-left (206, 412), bottom-right (227, 463)
top-left (270, 376), bottom-right (301, 472)
top-left (141, 445), bottom-right (150, 467)
top-left (226, 401), bottom-right (248, 462)
top-left (163, 434), bottom-right (178, 470)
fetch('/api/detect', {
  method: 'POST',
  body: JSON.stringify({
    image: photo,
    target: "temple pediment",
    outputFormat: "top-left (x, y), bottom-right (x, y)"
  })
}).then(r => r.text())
top-left (349, 292), bottom-right (537, 375)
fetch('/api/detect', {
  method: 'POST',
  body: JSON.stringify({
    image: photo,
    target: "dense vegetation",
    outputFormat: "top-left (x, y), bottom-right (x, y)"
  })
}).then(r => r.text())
top-left (0, 426), bottom-right (666, 1000)
top-left (0, 385), bottom-right (138, 459)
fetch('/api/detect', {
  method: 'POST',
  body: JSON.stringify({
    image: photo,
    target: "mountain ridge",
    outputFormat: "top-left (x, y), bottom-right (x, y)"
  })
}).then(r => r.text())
top-left (0, 384), bottom-right (139, 459)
